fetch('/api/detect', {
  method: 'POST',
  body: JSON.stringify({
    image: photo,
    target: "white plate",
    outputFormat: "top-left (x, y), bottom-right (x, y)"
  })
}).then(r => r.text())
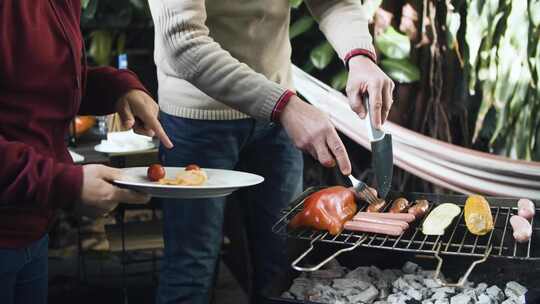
top-left (113, 167), bottom-right (264, 199)
top-left (94, 142), bottom-right (156, 154)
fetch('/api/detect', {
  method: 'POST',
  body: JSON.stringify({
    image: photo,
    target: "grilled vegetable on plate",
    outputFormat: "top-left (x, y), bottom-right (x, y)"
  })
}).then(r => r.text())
top-left (113, 166), bottom-right (264, 198)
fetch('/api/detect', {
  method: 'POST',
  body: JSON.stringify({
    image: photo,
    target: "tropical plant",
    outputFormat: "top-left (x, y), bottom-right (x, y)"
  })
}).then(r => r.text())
top-left (81, 0), bottom-right (152, 66)
top-left (289, 0), bottom-right (420, 91)
top-left (464, 0), bottom-right (540, 161)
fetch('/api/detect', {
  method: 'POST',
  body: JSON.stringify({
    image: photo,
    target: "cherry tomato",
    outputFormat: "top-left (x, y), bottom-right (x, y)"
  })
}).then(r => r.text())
top-left (147, 164), bottom-right (166, 181)
top-left (185, 164), bottom-right (200, 171)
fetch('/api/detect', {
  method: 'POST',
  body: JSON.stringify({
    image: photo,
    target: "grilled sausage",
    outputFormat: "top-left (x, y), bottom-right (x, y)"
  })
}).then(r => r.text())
top-left (389, 198), bottom-right (410, 213)
top-left (367, 200), bottom-right (386, 213)
top-left (517, 199), bottom-right (535, 220)
top-left (408, 200), bottom-right (430, 219)
top-left (510, 215), bottom-right (532, 243)
top-left (344, 221), bottom-right (404, 236)
top-left (351, 217), bottom-right (409, 230)
top-left (354, 212), bottom-right (416, 223)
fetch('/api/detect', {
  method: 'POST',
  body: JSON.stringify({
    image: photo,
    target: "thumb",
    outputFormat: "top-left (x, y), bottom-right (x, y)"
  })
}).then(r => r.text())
top-left (117, 101), bottom-right (135, 129)
top-left (99, 166), bottom-right (123, 182)
top-left (348, 89), bottom-right (367, 119)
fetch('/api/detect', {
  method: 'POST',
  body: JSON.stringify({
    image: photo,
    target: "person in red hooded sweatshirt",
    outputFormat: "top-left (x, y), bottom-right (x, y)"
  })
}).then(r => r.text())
top-left (0, 1), bottom-right (174, 303)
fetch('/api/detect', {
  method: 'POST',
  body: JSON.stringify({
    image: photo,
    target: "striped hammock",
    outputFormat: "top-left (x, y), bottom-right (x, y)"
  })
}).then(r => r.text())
top-left (292, 65), bottom-right (540, 199)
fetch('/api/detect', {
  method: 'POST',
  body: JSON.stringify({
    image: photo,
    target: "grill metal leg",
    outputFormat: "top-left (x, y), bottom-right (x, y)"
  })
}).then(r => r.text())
top-left (433, 242), bottom-right (493, 287)
top-left (291, 234), bottom-right (368, 272)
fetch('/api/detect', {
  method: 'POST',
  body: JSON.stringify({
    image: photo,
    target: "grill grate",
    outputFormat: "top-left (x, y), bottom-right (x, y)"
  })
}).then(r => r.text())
top-left (272, 187), bottom-right (540, 260)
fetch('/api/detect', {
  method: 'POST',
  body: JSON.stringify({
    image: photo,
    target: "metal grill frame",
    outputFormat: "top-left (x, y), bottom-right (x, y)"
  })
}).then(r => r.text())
top-left (272, 187), bottom-right (540, 261)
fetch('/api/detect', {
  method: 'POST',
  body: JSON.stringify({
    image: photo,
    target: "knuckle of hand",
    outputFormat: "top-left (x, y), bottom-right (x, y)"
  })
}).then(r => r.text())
top-left (333, 144), bottom-right (344, 152)
top-left (373, 102), bottom-right (383, 110)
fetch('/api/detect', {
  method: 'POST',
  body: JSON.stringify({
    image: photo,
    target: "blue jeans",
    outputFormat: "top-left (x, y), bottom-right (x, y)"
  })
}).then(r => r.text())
top-left (0, 234), bottom-right (48, 304)
top-left (157, 113), bottom-right (303, 304)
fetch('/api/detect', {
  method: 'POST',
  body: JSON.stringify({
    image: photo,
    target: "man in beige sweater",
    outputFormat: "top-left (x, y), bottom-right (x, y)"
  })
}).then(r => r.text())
top-left (148, 1), bottom-right (394, 303)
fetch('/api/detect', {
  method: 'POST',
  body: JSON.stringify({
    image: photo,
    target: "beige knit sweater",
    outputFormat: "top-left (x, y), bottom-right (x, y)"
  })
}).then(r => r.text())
top-left (149, 0), bottom-right (375, 121)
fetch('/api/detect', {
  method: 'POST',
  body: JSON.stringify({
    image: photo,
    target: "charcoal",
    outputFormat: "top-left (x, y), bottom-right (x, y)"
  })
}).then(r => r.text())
top-left (374, 301), bottom-right (389, 304)
top-left (370, 265), bottom-right (383, 279)
top-left (348, 284), bottom-right (379, 303)
top-left (392, 269), bottom-right (404, 277)
top-left (501, 298), bottom-right (525, 304)
top-left (403, 276), bottom-right (424, 290)
top-left (449, 293), bottom-right (472, 304)
top-left (419, 288), bottom-right (432, 299)
top-left (402, 262), bottom-right (419, 274)
top-left (324, 258), bottom-right (342, 270)
top-left (419, 270), bottom-right (438, 278)
top-left (381, 269), bottom-right (399, 282)
top-left (345, 266), bottom-right (372, 282)
top-left (431, 292), bottom-right (449, 301)
top-left (434, 299), bottom-right (450, 304)
top-left (393, 278), bottom-right (411, 291)
top-left (463, 280), bottom-right (474, 288)
top-left (477, 294), bottom-right (493, 304)
top-left (486, 286), bottom-right (505, 302)
top-left (462, 288), bottom-right (476, 300)
top-left (378, 287), bottom-right (390, 300)
top-left (281, 291), bottom-right (294, 299)
top-left (423, 278), bottom-right (442, 289)
top-left (475, 283), bottom-right (488, 296)
top-left (402, 274), bottom-right (420, 282)
top-left (433, 287), bottom-right (456, 294)
top-left (289, 277), bottom-right (312, 299)
top-left (310, 269), bottom-right (345, 280)
top-left (332, 278), bottom-right (370, 290)
top-left (405, 287), bottom-right (423, 301)
top-left (422, 301), bottom-right (434, 304)
top-left (387, 293), bottom-right (410, 304)
top-left (289, 284), bottom-right (306, 300)
top-left (376, 279), bottom-right (390, 289)
top-left (504, 281), bottom-right (528, 299)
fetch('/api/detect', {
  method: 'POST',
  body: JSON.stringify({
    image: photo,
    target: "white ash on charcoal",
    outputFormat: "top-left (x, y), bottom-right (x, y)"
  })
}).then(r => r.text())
top-left (283, 260), bottom-right (528, 304)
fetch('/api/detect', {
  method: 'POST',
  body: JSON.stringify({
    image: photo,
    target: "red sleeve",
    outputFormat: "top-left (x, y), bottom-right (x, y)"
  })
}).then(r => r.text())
top-left (0, 136), bottom-right (83, 210)
top-left (79, 66), bottom-right (150, 115)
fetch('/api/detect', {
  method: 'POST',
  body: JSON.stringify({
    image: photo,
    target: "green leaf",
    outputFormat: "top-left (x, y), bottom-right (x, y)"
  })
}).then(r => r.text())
top-left (331, 70), bottom-right (348, 91)
top-left (81, 0), bottom-right (98, 20)
top-left (374, 26), bottom-right (411, 60)
top-left (89, 30), bottom-right (114, 66)
top-left (380, 58), bottom-right (420, 83)
top-left (310, 42), bottom-right (335, 70)
top-left (530, 0), bottom-right (540, 27)
top-left (116, 33), bottom-right (127, 54)
top-left (290, 0), bottom-right (303, 9)
top-left (289, 16), bottom-right (315, 40)
top-left (81, 0), bottom-right (90, 9)
top-left (129, 0), bottom-right (145, 10)
top-left (446, 12), bottom-right (461, 49)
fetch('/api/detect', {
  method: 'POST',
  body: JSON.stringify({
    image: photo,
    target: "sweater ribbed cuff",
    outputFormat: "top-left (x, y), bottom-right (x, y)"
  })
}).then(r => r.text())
top-left (258, 84), bottom-right (290, 122)
top-left (271, 90), bottom-right (295, 122)
top-left (344, 49), bottom-right (378, 69)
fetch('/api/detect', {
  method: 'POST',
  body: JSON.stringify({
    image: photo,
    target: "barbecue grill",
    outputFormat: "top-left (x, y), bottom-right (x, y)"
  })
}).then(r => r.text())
top-left (272, 187), bottom-right (540, 288)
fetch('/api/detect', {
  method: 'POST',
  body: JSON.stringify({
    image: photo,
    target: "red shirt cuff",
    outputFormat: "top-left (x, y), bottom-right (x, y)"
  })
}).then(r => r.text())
top-left (344, 49), bottom-right (378, 69)
top-left (271, 90), bottom-right (295, 122)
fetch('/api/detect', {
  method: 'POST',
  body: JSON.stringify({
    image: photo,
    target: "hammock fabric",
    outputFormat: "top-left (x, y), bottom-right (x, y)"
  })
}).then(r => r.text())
top-left (292, 65), bottom-right (540, 200)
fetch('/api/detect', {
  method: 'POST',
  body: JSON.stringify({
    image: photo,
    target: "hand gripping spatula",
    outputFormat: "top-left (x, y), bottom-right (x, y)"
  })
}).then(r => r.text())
top-left (363, 94), bottom-right (393, 199)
